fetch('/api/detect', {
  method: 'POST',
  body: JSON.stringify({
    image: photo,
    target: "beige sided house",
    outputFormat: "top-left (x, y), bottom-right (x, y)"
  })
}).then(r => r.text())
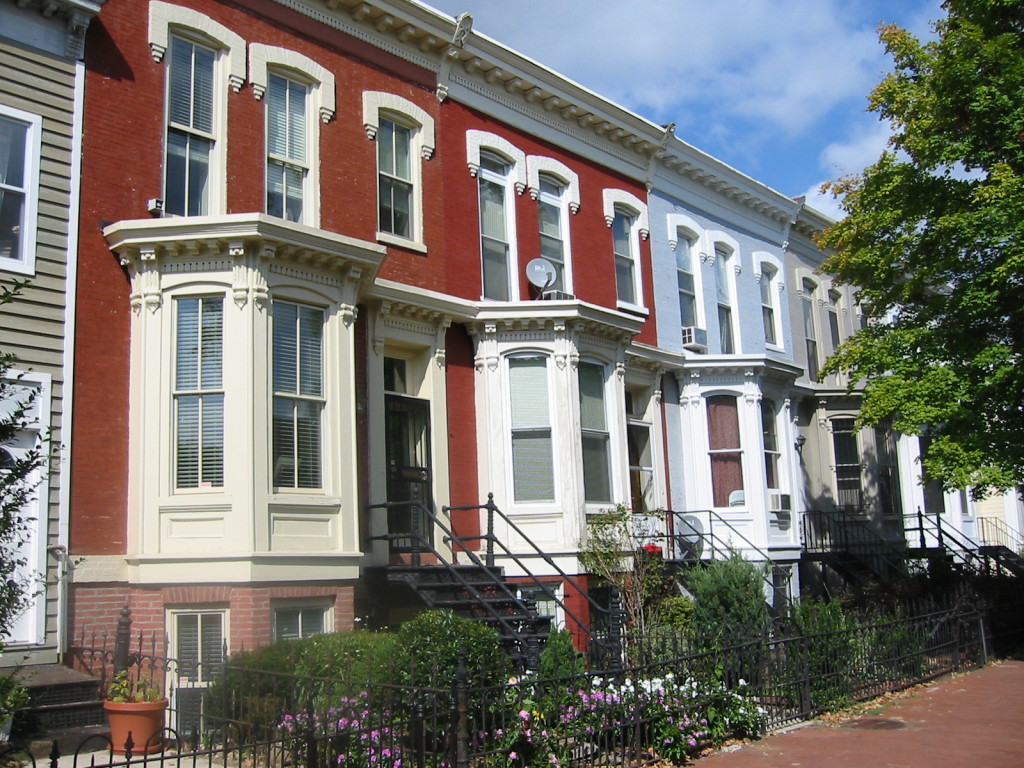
top-left (0, 0), bottom-right (103, 666)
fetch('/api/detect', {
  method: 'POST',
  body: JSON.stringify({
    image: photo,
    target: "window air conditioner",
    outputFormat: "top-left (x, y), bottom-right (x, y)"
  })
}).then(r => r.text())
top-left (768, 492), bottom-right (792, 512)
top-left (681, 326), bottom-right (708, 352)
top-left (541, 290), bottom-right (575, 301)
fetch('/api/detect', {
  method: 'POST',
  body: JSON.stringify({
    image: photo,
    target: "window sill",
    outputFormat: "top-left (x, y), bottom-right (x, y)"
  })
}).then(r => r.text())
top-left (0, 256), bottom-right (35, 276)
top-left (377, 231), bottom-right (427, 254)
top-left (615, 301), bottom-right (649, 318)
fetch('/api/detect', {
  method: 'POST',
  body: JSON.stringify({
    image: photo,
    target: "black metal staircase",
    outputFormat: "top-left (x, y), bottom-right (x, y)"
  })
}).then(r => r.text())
top-left (369, 495), bottom-right (624, 670)
top-left (801, 508), bottom-right (910, 587)
top-left (976, 517), bottom-right (1024, 578)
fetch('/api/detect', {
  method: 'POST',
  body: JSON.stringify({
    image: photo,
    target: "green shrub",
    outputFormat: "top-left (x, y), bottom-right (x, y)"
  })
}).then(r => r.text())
top-left (792, 599), bottom-right (856, 711)
top-left (537, 629), bottom-right (585, 681)
top-left (393, 610), bottom-right (509, 690)
top-left (685, 553), bottom-right (770, 647)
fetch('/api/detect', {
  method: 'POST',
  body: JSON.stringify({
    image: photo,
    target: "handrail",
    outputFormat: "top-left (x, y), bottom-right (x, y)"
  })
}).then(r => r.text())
top-left (664, 509), bottom-right (795, 614)
top-left (367, 500), bottom-right (542, 652)
top-left (802, 508), bottom-right (908, 582)
top-left (904, 509), bottom-right (986, 575)
top-left (445, 494), bottom-right (622, 656)
top-left (977, 516), bottom-right (1024, 552)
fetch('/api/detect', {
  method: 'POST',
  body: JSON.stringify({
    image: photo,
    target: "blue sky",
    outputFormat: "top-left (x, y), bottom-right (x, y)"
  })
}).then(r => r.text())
top-left (425, 0), bottom-right (943, 220)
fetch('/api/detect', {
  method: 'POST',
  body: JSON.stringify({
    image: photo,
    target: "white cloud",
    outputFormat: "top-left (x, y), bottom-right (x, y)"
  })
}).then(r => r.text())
top-left (802, 118), bottom-right (892, 219)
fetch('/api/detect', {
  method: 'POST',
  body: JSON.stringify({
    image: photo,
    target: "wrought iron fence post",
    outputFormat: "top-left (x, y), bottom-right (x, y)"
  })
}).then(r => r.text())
top-left (798, 635), bottom-right (812, 717)
top-left (413, 699), bottom-right (427, 768)
top-left (608, 591), bottom-right (624, 671)
top-left (114, 605), bottom-right (133, 676)
top-left (485, 493), bottom-right (497, 568)
top-left (453, 655), bottom-right (470, 768)
top-left (977, 611), bottom-right (989, 666)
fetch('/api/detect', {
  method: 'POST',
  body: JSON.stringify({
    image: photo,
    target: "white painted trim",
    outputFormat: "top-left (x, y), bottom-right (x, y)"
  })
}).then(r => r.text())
top-left (148, 1), bottom-right (245, 91)
top-left (465, 130), bottom-right (525, 191)
top-left (526, 155), bottom-right (580, 213)
top-left (664, 212), bottom-right (702, 252)
top-left (361, 91), bottom-right (435, 157)
top-left (602, 188), bottom-right (649, 239)
top-left (0, 105), bottom-right (42, 277)
top-left (249, 44), bottom-right (336, 122)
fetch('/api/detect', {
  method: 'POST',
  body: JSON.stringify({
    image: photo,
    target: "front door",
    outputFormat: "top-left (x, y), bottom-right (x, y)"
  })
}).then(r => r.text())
top-left (385, 394), bottom-right (432, 551)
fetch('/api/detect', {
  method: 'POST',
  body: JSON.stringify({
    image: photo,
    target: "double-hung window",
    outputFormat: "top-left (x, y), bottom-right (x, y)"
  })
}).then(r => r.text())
top-left (827, 289), bottom-right (842, 352)
top-left (626, 390), bottom-right (653, 513)
top-left (613, 210), bottom-right (638, 306)
top-left (715, 247), bottom-right (735, 354)
top-left (579, 362), bottom-right (611, 503)
top-left (677, 236), bottom-right (697, 329)
top-left (165, 36), bottom-right (215, 217)
top-left (760, 267), bottom-right (777, 345)
top-left (508, 356), bottom-right (554, 502)
top-left (174, 297), bottom-right (223, 489)
top-left (707, 395), bottom-right (744, 507)
top-left (537, 174), bottom-right (567, 292)
top-left (478, 152), bottom-right (514, 301)
top-left (272, 301), bottom-right (324, 489)
top-left (274, 605), bottom-right (326, 641)
top-left (0, 108), bottom-right (40, 274)
top-left (377, 118), bottom-right (413, 239)
top-left (266, 73), bottom-right (309, 223)
top-left (831, 418), bottom-right (862, 511)
top-left (761, 399), bottom-right (780, 489)
top-left (802, 279), bottom-right (819, 380)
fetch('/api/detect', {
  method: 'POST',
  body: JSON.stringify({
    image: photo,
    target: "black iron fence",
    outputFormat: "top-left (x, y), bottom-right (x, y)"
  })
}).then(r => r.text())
top-left (6, 601), bottom-right (989, 768)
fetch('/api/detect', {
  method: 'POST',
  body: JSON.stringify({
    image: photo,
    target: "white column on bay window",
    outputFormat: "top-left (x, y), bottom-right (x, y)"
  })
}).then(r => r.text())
top-left (174, 297), bottom-right (224, 489)
top-left (266, 73), bottom-right (309, 223)
top-left (165, 36), bottom-right (215, 217)
top-left (579, 361), bottom-right (611, 503)
top-left (508, 356), bottom-right (554, 502)
top-left (272, 301), bottom-right (324, 489)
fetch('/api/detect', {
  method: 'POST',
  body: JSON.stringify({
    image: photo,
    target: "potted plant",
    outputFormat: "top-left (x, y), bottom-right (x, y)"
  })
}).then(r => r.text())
top-left (0, 673), bottom-right (29, 742)
top-left (104, 670), bottom-right (167, 754)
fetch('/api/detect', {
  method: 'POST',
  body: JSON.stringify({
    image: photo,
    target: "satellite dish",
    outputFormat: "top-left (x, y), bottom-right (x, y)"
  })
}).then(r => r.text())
top-left (526, 258), bottom-right (557, 290)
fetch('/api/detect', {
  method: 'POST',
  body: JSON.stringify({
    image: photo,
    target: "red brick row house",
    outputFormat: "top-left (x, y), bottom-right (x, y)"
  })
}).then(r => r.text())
top-left (68, 0), bottom-right (666, 674)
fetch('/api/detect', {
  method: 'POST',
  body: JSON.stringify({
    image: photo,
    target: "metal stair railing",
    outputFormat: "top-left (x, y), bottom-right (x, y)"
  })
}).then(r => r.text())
top-left (665, 509), bottom-right (796, 615)
top-left (977, 516), bottom-right (1024, 553)
top-left (802, 508), bottom-right (909, 582)
top-left (904, 509), bottom-right (986, 576)
top-left (445, 493), bottom-right (624, 666)
top-left (367, 499), bottom-right (545, 662)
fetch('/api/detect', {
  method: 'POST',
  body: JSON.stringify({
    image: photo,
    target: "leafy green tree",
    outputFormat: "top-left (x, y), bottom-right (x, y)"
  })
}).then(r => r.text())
top-left (819, 0), bottom-right (1024, 495)
top-left (0, 282), bottom-right (46, 645)
top-left (684, 553), bottom-right (769, 646)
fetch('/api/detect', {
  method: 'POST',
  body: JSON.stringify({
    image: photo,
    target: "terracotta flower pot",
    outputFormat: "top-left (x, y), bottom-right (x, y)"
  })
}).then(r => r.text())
top-left (104, 699), bottom-right (168, 755)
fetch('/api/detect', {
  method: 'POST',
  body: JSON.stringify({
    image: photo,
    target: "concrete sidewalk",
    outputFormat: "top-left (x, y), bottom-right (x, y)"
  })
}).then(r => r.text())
top-left (699, 660), bottom-right (1024, 768)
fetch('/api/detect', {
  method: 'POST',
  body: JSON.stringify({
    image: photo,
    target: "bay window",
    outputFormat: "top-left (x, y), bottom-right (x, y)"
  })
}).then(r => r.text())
top-left (272, 301), bottom-right (324, 489)
top-left (761, 399), bottom-right (780, 489)
top-left (707, 395), bottom-right (744, 507)
top-left (509, 356), bottom-right (554, 501)
top-left (832, 418), bottom-right (863, 511)
top-left (579, 361), bottom-right (611, 503)
top-left (174, 297), bottom-right (223, 489)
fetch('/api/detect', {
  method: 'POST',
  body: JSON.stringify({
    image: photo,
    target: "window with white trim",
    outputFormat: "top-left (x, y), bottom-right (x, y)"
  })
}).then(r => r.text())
top-left (676, 234), bottom-right (698, 329)
top-left (760, 265), bottom-right (778, 346)
top-left (171, 608), bottom-right (225, 735)
top-left (761, 399), bottom-right (780, 490)
top-left (479, 152), bottom-right (515, 301)
top-left (537, 174), bottom-right (569, 293)
top-left (273, 604), bottom-right (328, 640)
top-left (613, 209), bottom-right (639, 306)
top-left (266, 73), bottom-right (310, 223)
top-left (801, 278), bottom-right (819, 381)
top-left (579, 361), bottom-right (611, 503)
top-left (174, 296), bottom-right (224, 489)
top-left (508, 355), bottom-right (554, 502)
top-left (272, 301), bottom-right (324, 489)
top-left (831, 418), bottom-right (862, 511)
top-left (377, 117), bottom-right (413, 239)
top-left (714, 246), bottom-right (735, 354)
top-left (0, 107), bottom-right (40, 275)
top-left (827, 289), bottom-right (843, 352)
top-left (707, 395), bottom-right (744, 507)
top-left (165, 35), bottom-right (216, 216)
top-left (626, 388), bottom-right (654, 513)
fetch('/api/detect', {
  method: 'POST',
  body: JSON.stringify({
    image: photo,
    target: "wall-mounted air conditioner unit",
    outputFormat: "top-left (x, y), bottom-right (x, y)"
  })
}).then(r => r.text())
top-left (769, 492), bottom-right (792, 512)
top-left (541, 289), bottom-right (574, 301)
top-left (681, 326), bottom-right (708, 352)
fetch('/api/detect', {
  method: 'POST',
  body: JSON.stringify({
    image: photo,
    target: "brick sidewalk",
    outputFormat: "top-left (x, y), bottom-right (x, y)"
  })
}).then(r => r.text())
top-left (698, 660), bottom-right (1024, 768)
